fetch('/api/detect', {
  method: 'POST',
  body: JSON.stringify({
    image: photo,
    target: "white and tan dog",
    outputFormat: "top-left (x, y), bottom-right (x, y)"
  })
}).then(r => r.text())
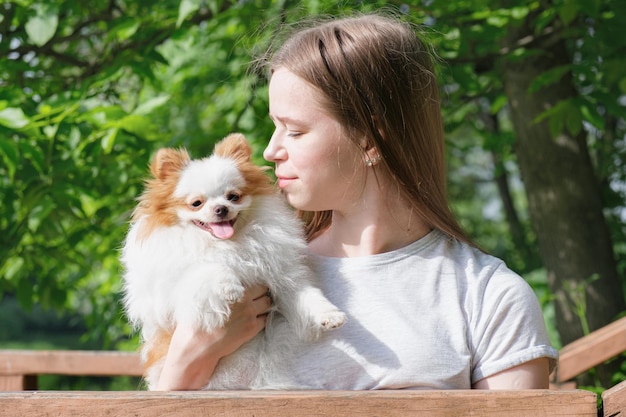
top-left (121, 133), bottom-right (345, 389)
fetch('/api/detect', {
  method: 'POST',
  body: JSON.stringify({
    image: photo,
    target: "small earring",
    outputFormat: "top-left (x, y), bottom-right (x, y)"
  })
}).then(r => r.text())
top-left (366, 155), bottom-right (381, 167)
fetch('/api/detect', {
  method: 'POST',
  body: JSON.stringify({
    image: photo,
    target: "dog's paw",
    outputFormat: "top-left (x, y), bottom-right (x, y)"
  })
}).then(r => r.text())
top-left (319, 310), bottom-right (346, 330)
top-left (220, 282), bottom-right (246, 304)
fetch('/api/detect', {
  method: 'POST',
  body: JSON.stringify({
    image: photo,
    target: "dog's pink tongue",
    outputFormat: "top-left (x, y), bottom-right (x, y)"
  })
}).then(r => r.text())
top-left (210, 222), bottom-right (234, 239)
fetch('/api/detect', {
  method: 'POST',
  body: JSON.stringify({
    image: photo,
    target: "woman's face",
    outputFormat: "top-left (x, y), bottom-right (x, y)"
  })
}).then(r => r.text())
top-left (264, 68), bottom-right (366, 212)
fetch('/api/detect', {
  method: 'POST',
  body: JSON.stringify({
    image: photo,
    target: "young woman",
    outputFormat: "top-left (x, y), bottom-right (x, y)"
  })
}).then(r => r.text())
top-left (156, 13), bottom-right (558, 390)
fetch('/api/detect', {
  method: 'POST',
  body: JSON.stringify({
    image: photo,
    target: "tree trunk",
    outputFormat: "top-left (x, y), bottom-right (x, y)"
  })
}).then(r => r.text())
top-left (501, 16), bottom-right (625, 385)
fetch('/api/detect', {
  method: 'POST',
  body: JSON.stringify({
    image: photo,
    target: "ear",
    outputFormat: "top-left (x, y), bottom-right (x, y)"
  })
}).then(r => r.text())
top-left (150, 148), bottom-right (190, 180)
top-left (214, 133), bottom-right (252, 163)
top-left (358, 136), bottom-right (381, 162)
top-left (364, 146), bottom-right (382, 165)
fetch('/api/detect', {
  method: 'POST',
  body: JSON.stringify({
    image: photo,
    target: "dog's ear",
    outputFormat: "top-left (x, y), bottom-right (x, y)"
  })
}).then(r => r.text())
top-left (150, 148), bottom-right (190, 180)
top-left (216, 133), bottom-right (275, 196)
top-left (214, 133), bottom-right (252, 163)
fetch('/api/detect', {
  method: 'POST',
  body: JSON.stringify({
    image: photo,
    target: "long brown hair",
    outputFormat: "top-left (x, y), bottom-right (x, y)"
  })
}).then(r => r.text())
top-left (263, 13), bottom-right (471, 245)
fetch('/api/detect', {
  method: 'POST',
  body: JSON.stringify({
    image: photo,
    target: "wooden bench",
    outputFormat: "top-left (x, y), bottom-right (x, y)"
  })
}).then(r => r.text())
top-left (1, 316), bottom-right (625, 416)
top-left (604, 380), bottom-right (626, 417)
top-left (0, 350), bottom-right (142, 391)
top-left (552, 315), bottom-right (626, 388)
top-left (0, 389), bottom-right (603, 416)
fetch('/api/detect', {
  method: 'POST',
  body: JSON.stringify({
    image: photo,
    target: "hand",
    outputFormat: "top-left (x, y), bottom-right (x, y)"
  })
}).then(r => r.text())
top-left (214, 284), bottom-right (273, 357)
top-left (155, 284), bottom-right (272, 390)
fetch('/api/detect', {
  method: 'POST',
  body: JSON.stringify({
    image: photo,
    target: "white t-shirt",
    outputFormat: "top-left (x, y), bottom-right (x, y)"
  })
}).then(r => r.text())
top-left (285, 230), bottom-right (558, 389)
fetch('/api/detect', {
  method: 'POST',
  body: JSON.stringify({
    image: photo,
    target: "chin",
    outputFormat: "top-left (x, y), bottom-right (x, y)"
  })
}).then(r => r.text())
top-left (121, 133), bottom-right (345, 390)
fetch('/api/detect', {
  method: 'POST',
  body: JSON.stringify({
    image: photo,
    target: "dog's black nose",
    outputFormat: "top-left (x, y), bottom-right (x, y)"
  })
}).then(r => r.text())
top-left (214, 205), bottom-right (228, 217)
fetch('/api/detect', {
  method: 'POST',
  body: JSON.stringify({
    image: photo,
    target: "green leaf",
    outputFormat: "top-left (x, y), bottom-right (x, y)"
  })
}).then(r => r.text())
top-left (111, 19), bottom-right (141, 42)
top-left (510, 6), bottom-right (530, 20)
top-left (101, 128), bottom-right (119, 154)
top-left (0, 107), bottom-right (30, 129)
top-left (43, 124), bottom-right (59, 139)
top-left (490, 95), bottom-right (508, 114)
top-left (146, 49), bottom-right (169, 66)
top-left (534, 100), bottom-right (583, 138)
top-left (564, 104), bottom-right (582, 136)
top-left (113, 114), bottom-right (154, 138)
top-left (559, 0), bottom-right (579, 26)
top-left (534, 8), bottom-right (557, 33)
top-left (79, 194), bottom-right (100, 218)
top-left (549, 111), bottom-right (563, 138)
top-left (0, 139), bottom-right (19, 179)
top-left (28, 198), bottom-right (55, 233)
top-left (486, 15), bottom-right (509, 28)
top-left (529, 65), bottom-right (571, 93)
top-left (24, 3), bottom-right (59, 47)
top-left (177, 0), bottom-right (201, 27)
top-left (2, 256), bottom-right (25, 282)
top-left (18, 140), bottom-right (46, 175)
top-left (580, 103), bottom-right (605, 131)
top-left (133, 95), bottom-right (171, 116)
top-left (207, 0), bottom-right (224, 15)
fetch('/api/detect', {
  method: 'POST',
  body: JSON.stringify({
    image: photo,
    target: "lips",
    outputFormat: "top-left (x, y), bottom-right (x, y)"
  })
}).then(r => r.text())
top-left (276, 175), bottom-right (296, 189)
top-left (192, 219), bottom-right (236, 239)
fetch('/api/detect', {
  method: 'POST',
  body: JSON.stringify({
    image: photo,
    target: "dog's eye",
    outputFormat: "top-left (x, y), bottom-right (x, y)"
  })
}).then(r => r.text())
top-left (190, 200), bottom-right (204, 209)
top-left (227, 193), bottom-right (240, 202)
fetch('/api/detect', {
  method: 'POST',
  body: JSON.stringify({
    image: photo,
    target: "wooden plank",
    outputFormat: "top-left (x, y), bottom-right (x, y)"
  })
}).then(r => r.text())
top-left (602, 379), bottom-right (626, 417)
top-left (0, 375), bottom-right (39, 391)
top-left (0, 390), bottom-right (598, 417)
top-left (0, 350), bottom-right (142, 377)
top-left (0, 376), bottom-right (26, 391)
top-left (557, 316), bottom-right (626, 382)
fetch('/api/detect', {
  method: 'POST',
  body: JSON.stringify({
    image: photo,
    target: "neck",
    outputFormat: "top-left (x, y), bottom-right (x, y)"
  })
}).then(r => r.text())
top-left (308, 194), bottom-right (431, 258)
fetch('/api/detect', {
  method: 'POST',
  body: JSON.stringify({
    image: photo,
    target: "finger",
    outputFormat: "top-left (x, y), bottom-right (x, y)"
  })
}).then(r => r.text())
top-left (256, 312), bottom-right (269, 328)
top-left (252, 292), bottom-right (273, 316)
top-left (250, 284), bottom-right (270, 301)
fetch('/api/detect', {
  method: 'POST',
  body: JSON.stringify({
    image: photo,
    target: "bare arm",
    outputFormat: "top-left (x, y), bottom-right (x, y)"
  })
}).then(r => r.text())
top-left (472, 358), bottom-right (550, 389)
top-left (156, 285), bottom-right (272, 390)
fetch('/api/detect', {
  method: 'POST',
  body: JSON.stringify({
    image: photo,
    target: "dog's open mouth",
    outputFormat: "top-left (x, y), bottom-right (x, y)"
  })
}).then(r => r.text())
top-left (193, 219), bottom-right (236, 240)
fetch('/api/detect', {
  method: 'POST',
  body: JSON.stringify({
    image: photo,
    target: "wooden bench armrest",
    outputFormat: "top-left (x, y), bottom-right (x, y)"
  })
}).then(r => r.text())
top-left (0, 349), bottom-right (143, 390)
top-left (0, 350), bottom-right (142, 377)
top-left (553, 316), bottom-right (626, 383)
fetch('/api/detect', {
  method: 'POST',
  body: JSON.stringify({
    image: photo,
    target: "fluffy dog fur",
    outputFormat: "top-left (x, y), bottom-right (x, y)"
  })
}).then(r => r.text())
top-left (121, 133), bottom-right (345, 389)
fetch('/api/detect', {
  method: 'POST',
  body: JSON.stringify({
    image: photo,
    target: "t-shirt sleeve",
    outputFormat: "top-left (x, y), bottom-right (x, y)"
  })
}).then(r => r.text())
top-left (469, 263), bottom-right (559, 383)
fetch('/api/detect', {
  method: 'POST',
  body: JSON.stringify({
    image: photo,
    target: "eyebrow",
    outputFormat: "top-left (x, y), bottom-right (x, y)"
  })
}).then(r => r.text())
top-left (269, 114), bottom-right (308, 126)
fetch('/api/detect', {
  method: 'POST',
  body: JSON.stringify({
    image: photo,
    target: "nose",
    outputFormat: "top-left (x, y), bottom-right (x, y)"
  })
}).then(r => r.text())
top-left (214, 205), bottom-right (228, 218)
top-left (263, 131), bottom-right (286, 162)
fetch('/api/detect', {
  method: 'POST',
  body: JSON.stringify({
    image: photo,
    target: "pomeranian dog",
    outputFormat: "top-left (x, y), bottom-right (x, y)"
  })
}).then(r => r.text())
top-left (121, 133), bottom-right (345, 390)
